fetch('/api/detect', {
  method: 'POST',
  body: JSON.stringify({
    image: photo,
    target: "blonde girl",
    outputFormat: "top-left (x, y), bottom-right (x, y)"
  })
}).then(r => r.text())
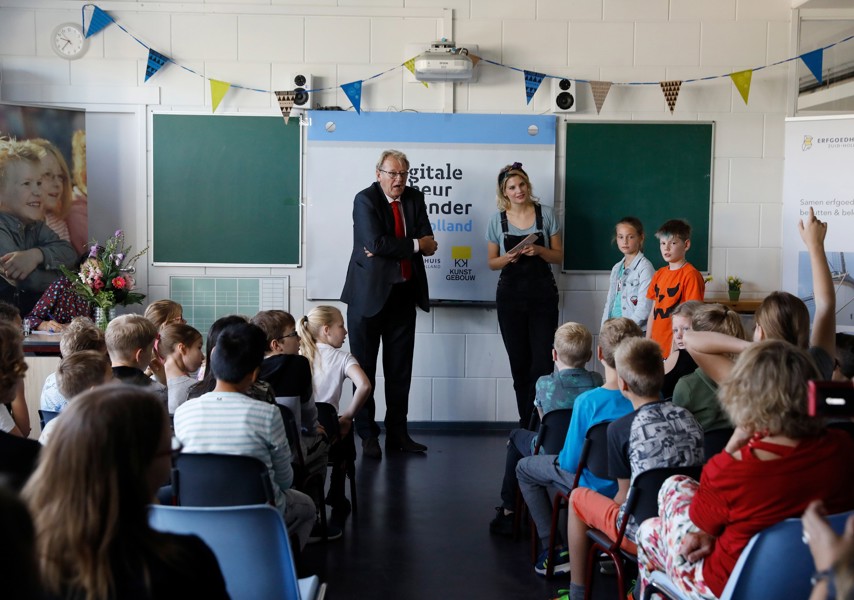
top-left (159, 323), bottom-right (204, 414)
top-left (486, 162), bottom-right (562, 427)
top-left (297, 305), bottom-right (371, 432)
top-left (297, 305), bottom-right (371, 530)
top-left (30, 139), bottom-right (72, 245)
top-left (601, 216), bottom-right (654, 330)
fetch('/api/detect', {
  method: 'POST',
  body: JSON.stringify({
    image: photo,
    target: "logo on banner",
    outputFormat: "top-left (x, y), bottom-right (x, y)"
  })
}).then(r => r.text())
top-left (447, 246), bottom-right (475, 281)
top-left (804, 133), bottom-right (854, 150)
top-left (802, 135), bottom-right (813, 151)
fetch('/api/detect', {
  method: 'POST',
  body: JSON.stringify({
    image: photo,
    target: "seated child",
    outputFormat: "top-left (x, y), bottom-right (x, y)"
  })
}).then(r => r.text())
top-left (297, 306), bottom-right (372, 533)
top-left (105, 314), bottom-right (167, 408)
top-left (0, 300), bottom-right (29, 437)
top-left (173, 321), bottom-right (316, 550)
top-left (645, 219), bottom-right (705, 359)
top-left (490, 322), bottom-right (603, 537)
top-left (143, 299), bottom-right (185, 383)
top-left (672, 303), bottom-right (746, 432)
top-left (39, 350), bottom-right (112, 445)
top-left (564, 337), bottom-right (704, 600)
top-left (188, 315), bottom-right (276, 405)
top-left (40, 316), bottom-right (105, 412)
top-left (661, 300), bottom-right (702, 400)
top-left (159, 323), bottom-right (204, 414)
top-left (637, 340), bottom-right (854, 600)
top-left (252, 310), bottom-right (326, 463)
top-left (516, 317), bottom-right (643, 576)
top-left (0, 138), bottom-right (77, 315)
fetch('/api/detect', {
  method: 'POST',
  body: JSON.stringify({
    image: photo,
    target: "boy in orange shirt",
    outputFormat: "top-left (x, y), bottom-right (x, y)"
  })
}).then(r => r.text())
top-left (645, 219), bottom-right (705, 358)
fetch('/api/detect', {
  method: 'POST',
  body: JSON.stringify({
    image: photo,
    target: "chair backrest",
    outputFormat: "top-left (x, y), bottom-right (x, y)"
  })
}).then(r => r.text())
top-left (702, 427), bottom-right (734, 462)
top-left (720, 510), bottom-right (853, 600)
top-left (626, 466), bottom-right (704, 526)
top-left (827, 420), bottom-right (854, 438)
top-left (149, 504), bottom-right (301, 600)
top-left (172, 453), bottom-right (275, 507)
top-left (277, 405), bottom-right (306, 465)
top-left (275, 396), bottom-right (302, 431)
top-left (37, 409), bottom-right (60, 430)
top-left (535, 408), bottom-right (573, 455)
top-left (571, 421), bottom-right (613, 488)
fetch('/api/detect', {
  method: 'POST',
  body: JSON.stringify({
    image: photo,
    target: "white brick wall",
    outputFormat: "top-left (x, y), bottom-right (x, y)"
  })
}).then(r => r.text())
top-left (0, 0), bottom-right (796, 423)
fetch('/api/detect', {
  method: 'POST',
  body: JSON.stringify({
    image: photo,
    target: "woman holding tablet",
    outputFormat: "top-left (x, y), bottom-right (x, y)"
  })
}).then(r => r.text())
top-left (486, 162), bottom-right (563, 427)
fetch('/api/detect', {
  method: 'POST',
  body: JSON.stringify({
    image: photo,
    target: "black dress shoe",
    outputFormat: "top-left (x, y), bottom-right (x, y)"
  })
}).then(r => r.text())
top-left (361, 437), bottom-right (382, 459)
top-left (385, 434), bottom-right (427, 453)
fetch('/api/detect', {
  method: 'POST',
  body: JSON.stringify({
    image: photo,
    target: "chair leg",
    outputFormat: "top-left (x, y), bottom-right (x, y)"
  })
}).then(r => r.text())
top-left (346, 459), bottom-right (357, 516)
top-left (584, 543), bottom-right (600, 600)
top-left (530, 515), bottom-right (539, 564)
top-left (546, 493), bottom-right (567, 578)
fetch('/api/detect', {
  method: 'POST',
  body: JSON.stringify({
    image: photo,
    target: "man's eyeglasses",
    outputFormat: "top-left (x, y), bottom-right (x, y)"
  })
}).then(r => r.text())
top-left (277, 331), bottom-right (299, 342)
top-left (379, 169), bottom-right (409, 179)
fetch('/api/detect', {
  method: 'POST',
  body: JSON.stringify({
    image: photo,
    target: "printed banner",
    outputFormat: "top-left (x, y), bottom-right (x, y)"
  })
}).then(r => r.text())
top-left (145, 49), bottom-right (169, 82)
top-left (304, 112), bottom-right (557, 302)
top-left (341, 81), bottom-right (363, 114)
top-left (782, 116), bottom-right (854, 331)
top-left (730, 69), bottom-right (752, 105)
top-left (800, 48), bottom-right (824, 84)
top-left (590, 81), bottom-right (612, 115)
top-left (660, 80), bottom-right (682, 114)
top-left (85, 6), bottom-right (113, 38)
top-left (275, 90), bottom-right (296, 124)
top-left (523, 71), bottom-right (546, 105)
top-left (210, 79), bottom-right (230, 113)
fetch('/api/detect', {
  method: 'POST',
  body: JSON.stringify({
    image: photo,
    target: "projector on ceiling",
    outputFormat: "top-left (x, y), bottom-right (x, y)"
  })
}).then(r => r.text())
top-left (414, 40), bottom-right (476, 82)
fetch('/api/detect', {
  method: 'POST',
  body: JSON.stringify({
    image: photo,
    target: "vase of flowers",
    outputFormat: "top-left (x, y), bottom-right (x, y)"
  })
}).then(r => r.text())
top-left (61, 230), bottom-right (148, 330)
top-left (727, 276), bottom-right (742, 301)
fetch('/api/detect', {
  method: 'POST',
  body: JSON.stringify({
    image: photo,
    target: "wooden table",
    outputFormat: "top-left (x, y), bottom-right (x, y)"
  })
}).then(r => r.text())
top-left (23, 332), bottom-right (61, 356)
top-left (704, 298), bottom-right (762, 314)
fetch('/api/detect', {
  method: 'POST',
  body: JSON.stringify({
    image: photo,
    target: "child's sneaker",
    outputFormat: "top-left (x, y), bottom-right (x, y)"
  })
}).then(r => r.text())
top-left (534, 546), bottom-right (570, 576)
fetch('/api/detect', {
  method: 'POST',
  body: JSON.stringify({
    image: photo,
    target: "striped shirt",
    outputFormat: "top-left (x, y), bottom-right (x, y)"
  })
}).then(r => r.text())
top-left (173, 391), bottom-right (293, 513)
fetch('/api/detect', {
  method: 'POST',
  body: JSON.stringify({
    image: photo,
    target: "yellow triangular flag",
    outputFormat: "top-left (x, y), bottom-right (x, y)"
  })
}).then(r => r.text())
top-left (730, 69), bottom-right (753, 105)
top-left (210, 79), bottom-right (231, 113)
top-left (404, 56), bottom-right (428, 88)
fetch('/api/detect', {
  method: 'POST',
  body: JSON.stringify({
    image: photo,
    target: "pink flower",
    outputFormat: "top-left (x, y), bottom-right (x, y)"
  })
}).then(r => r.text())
top-left (112, 277), bottom-right (127, 289)
top-left (93, 278), bottom-right (105, 291)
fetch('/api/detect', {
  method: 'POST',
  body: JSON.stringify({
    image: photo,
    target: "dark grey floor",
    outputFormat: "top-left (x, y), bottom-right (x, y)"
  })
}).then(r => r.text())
top-left (300, 430), bottom-right (625, 600)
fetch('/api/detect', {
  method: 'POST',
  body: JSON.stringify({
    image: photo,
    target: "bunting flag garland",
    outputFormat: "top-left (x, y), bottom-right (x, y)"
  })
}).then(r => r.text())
top-left (144, 49), bottom-right (169, 82)
top-left (730, 69), bottom-right (753, 105)
top-left (660, 80), bottom-right (682, 114)
top-left (590, 81), bottom-right (612, 115)
top-left (85, 5), bottom-right (113, 38)
top-left (77, 5), bottom-right (854, 118)
top-left (404, 56), bottom-right (429, 88)
top-left (523, 71), bottom-right (546, 105)
top-left (210, 79), bottom-right (231, 113)
top-left (341, 80), bottom-right (363, 114)
top-left (275, 90), bottom-right (296, 124)
top-left (800, 48), bottom-right (824, 84)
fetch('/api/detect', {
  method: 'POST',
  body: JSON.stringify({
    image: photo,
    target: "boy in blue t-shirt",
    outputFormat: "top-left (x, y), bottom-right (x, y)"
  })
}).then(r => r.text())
top-left (516, 317), bottom-right (643, 576)
top-left (490, 322), bottom-right (603, 537)
top-left (564, 337), bottom-right (704, 600)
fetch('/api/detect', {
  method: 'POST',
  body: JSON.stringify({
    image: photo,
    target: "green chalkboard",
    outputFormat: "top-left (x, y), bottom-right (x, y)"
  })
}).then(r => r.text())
top-left (153, 114), bottom-right (301, 265)
top-left (563, 122), bottom-right (712, 272)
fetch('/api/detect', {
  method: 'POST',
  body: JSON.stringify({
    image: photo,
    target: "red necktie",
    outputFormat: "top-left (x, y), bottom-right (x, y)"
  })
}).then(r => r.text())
top-left (391, 200), bottom-right (412, 281)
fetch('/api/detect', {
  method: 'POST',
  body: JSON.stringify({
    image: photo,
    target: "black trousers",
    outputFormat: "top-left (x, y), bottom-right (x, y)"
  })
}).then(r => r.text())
top-left (496, 275), bottom-right (559, 427)
top-left (347, 281), bottom-right (417, 440)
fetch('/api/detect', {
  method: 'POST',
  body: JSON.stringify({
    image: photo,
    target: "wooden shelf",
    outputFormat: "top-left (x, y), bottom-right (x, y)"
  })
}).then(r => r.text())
top-left (704, 297), bottom-right (762, 314)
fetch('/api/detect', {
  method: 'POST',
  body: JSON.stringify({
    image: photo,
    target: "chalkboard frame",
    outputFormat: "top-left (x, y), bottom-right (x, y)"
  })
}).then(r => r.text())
top-left (151, 112), bottom-right (302, 267)
top-left (562, 121), bottom-right (713, 273)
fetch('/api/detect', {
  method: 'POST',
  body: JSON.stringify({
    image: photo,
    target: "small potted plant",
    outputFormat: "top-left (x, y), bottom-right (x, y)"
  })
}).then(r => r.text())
top-left (727, 276), bottom-right (742, 301)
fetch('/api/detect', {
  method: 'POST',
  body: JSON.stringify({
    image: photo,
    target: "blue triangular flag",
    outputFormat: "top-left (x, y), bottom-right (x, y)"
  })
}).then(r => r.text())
top-left (341, 80), bottom-right (363, 115)
top-left (144, 49), bottom-right (169, 82)
top-left (800, 48), bottom-right (823, 84)
top-left (524, 70), bottom-right (546, 105)
top-left (85, 6), bottom-right (113, 38)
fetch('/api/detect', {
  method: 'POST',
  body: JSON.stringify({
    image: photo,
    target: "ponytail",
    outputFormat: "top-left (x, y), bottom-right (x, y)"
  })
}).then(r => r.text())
top-left (297, 314), bottom-right (319, 373)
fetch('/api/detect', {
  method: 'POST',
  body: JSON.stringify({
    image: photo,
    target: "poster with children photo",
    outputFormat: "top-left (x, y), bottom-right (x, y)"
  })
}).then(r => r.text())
top-left (0, 102), bottom-right (87, 253)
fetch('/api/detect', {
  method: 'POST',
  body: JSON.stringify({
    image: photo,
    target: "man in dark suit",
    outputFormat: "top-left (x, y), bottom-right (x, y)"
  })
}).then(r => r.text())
top-left (341, 150), bottom-right (437, 459)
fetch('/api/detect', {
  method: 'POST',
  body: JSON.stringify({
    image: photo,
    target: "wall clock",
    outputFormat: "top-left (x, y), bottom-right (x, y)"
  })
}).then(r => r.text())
top-left (51, 22), bottom-right (88, 60)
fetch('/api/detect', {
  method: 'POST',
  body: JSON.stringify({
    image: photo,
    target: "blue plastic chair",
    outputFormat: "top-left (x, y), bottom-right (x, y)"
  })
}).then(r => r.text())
top-left (149, 504), bottom-right (325, 600)
top-left (37, 409), bottom-right (60, 431)
top-left (643, 510), bottom-right (854, 600)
